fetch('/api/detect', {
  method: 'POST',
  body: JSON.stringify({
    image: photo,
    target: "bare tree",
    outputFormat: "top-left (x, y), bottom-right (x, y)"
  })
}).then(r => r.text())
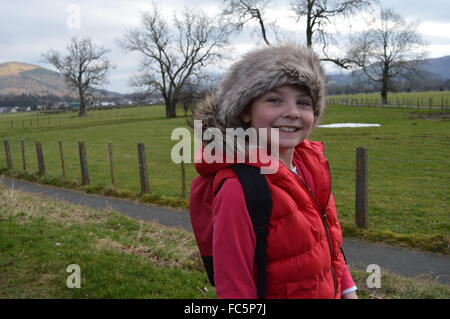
top-left (291, 0), bottom-right (375, 68)
top-left (42, 37), bottom-right (113, 117)
top-left (221, 0), bottom-right (275, 45)
top-left (120, 5), bottom-right (232, 118)
top-left (348, 8), bottom-right (427, 104)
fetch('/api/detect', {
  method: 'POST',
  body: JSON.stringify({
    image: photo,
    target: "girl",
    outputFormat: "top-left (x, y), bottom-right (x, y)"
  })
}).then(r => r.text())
top-left (190, 44), bottom-right (357, 299)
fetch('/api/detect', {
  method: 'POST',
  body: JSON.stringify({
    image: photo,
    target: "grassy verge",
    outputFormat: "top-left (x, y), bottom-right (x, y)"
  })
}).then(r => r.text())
top-left (1, 184), bottom-right (449, 299)
top-left (349, 267), bottom-right (450, 299)
top-left (0, 168), bottom-right (189, 210)
top-left (0, 183), bottom-right (212, 298)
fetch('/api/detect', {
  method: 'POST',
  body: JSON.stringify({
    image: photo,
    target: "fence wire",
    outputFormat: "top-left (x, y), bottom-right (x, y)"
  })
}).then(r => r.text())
top-left (1, 138), bottom-right (448, 204)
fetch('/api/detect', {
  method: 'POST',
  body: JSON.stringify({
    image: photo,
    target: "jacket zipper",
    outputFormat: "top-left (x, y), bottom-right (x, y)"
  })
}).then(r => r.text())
top-left (285, 160), bottom-right (337, 297)
top-left (324, 161), bottom-right (338, 297)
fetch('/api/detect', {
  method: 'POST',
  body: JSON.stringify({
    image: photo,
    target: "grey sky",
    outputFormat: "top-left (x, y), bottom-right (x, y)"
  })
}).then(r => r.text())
top-left (1, 0), bottom-right (449, 93)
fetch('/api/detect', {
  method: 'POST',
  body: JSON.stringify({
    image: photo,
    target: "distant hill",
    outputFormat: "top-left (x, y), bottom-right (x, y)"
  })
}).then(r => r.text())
top-left (0, 61), bottom-right (122, 98)
top-left (420, 55), bottom-right (450, 79)
top-left (0, 61), bottom-right (39, 76)
top-left (327, 55), bottom-right (450, 94)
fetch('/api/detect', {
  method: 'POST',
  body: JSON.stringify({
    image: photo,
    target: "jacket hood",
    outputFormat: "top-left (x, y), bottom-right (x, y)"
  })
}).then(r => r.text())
top-left (192, 44), bottom-right (327, 137)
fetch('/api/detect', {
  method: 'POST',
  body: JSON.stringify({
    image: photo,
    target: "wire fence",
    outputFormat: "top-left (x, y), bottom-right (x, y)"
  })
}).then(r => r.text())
top-left (0, 104), bottom-right (183, 130)
top-left (327, 96), bottom-right (450, 110)
top-left (1, 138), bottom-right (448, 231)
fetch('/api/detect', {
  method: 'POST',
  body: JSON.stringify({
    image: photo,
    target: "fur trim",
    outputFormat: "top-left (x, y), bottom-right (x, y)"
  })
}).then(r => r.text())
top-left (192, 44), bottom-right (326, 136)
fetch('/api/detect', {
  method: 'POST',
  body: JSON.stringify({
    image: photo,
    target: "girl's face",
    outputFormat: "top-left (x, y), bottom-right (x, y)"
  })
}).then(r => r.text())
top-left (241, 84), bottom-right (315, 151)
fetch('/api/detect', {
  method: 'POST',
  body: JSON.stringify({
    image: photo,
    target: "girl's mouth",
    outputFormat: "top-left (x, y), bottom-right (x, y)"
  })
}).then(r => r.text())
top-left (274, 126), bottom-right (300, 132)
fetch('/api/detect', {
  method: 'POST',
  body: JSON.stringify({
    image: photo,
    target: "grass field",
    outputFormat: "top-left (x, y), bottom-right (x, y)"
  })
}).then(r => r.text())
top-left (0, 103), bottom-right (449, 253)
top-left (1, 184), bottom-right (449, 299)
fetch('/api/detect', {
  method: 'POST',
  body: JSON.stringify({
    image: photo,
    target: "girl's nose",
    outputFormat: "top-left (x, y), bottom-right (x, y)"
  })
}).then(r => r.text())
top-left (283, 100), bottom-right (301, 119)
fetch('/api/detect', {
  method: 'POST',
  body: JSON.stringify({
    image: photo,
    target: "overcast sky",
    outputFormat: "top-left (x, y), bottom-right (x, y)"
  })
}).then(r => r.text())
top-left (1, 0), bottom-right (450, 94)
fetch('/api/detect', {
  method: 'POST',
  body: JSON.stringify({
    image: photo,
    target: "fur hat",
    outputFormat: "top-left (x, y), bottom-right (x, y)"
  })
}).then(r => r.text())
top-left (192, 44), bottom-right (326, 135)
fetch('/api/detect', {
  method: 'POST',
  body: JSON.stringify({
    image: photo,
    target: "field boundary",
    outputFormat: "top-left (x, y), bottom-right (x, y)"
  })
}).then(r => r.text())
top-left (327, 100), bottom-right (450, 110)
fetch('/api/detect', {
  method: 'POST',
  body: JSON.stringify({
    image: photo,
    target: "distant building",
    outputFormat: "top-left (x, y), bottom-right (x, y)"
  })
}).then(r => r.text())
top-left (100, 101), bottom-right (116, 106)
top-left (68, 102), bottom-right (80, 109)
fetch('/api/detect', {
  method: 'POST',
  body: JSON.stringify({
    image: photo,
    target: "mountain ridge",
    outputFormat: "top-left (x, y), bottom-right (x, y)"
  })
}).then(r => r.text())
top-left (1, 55), bottom-right (449, 99)
top-left (0, 61), bottom-right (121, 98)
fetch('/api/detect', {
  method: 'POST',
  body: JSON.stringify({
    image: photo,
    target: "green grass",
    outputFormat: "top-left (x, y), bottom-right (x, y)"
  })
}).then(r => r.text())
top-left (0, 105), bottom-right (195, 198)
top-left (1, 184), bottom-right (449, 299)
top-left (0, 104), bottom-right (449, 254)
top-left (348, 267), bottom-right (450, 299)
top-left (312, 106), bottom-right (449, 254)
top-left (0, 183), bottom-right (214, 298)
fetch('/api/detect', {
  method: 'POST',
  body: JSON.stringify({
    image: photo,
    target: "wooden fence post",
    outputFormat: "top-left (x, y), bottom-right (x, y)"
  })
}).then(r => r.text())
top-left (78, 141), bottom-right (90, 185)
top-left (35, 141), bottom-right (46, 176)
top-left (108, 142), bottom-right (115, 187)
top-left (21, 138), bottom-right (26, 171)
top-left (3, 139), bottom-right (13, 169)
top-left (355, 146), bottom-right (368, 229)
top-left (180, 148), bottom-right (186, 198)
top-left (137, 142), bottom-right (150, 194)
top-left (58, 141), bottom-right (66, 177)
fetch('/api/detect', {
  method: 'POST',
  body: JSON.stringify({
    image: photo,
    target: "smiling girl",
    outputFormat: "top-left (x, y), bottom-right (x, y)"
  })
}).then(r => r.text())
top-left (190, 44), bottom-right (357, 299)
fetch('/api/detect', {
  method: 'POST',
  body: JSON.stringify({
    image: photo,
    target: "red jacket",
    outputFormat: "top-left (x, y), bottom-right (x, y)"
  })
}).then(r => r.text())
top-left (192, 140), bottom-right (355, 299)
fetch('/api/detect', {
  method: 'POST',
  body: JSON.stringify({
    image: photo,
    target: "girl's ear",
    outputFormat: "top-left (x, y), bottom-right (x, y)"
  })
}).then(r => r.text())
top-left (240, 107), bottom-right (251, 124)
top-left (241, 113), bottom-right (251, 124)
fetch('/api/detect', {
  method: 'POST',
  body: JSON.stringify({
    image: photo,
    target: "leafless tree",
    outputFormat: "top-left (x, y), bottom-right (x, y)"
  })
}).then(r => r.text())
top-left (42, 37), bottom-right (113, 117)
top-left (348, 8), bottom-right (427, 104)
top-left (221, 0), bottom-right (277, 45)
top-left (291, 0), bottom-right (375, 68)
top-left (120, 5), bottom-right (232, 118)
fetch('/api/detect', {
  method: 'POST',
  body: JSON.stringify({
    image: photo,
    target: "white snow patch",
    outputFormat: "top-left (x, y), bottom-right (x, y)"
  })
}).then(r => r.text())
top-left (319, 123), bottom-right (381, 128)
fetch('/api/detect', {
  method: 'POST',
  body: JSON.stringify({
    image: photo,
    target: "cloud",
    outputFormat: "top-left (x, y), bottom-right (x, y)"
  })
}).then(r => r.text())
top-left (1, 0), bottom-right (449, 93)
top-left (380, 0), bottom-right (450, 23)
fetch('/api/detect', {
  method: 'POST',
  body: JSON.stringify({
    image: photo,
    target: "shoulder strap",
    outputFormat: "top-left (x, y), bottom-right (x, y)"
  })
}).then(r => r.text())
top-left (230, 164), bottom-right (272, 299)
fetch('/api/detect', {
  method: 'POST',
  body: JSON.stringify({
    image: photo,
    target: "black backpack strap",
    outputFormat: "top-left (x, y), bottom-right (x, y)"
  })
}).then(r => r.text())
top-left (340, 247), bottom-right (348, 265)
top-left (231, 164), bottom-right (272, 299)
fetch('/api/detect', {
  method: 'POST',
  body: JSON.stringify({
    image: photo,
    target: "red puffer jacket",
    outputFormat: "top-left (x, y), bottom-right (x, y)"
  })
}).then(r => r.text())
top-left (193, 139), bottom-right (347, 299)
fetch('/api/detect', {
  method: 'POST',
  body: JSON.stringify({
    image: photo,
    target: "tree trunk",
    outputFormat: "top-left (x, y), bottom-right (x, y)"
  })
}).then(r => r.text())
top-left (306, 1), bottom-right (313, 48)
top-left (381, 63), bottom-right (389, 105)
top-left (380, 89), bottom-right (388, 105)
top-left (78, 88), bottom-right (87, 117)
top-left (306, 19), bottom-right (313, 48)
top-left (165, 99), bottom-right (177, 118)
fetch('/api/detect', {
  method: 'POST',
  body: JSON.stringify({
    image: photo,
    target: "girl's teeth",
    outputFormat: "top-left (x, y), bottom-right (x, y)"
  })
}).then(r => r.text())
top-left (279, 127), bottom-right (297, 132)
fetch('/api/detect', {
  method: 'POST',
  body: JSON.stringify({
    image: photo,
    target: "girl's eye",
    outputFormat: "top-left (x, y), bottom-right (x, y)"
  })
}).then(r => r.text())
top-left (297, 100), bottom-right (312, 107)
top-left (268, 98), bottom-right (282, 104)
